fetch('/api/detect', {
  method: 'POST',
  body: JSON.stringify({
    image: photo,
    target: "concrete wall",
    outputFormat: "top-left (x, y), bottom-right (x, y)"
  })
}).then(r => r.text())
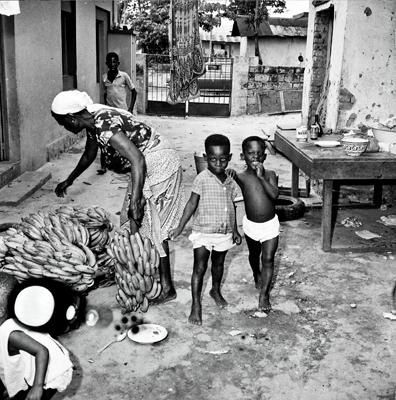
top-left (243, 37), bottom-right (306, 67)
top-left (338, 0), bottom-right (395, 129)
top-left (6, 0), bottom-right (113, 172)
top-left (14, 1), bottom-right (62, 171)
top-left (245, 65), bottom-right (305, 114)
top-left (302, 0), bottom-right (395, 130)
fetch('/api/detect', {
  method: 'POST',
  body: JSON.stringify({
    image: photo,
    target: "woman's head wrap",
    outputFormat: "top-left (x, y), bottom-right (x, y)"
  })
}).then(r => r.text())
top-left (14, 286), bottom-right (55, 327)
top-left (51, 90), bottom-right (93, 115)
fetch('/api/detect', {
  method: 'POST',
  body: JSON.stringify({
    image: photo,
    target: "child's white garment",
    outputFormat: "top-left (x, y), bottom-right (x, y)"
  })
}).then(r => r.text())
top-left (242, 214), bottom-right (280, 242)
top-left (0, 319), bottom-right (73, 397)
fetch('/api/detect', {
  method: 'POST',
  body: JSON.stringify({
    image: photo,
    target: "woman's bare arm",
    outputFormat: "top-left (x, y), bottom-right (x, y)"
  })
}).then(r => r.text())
top-left (55, 133), bottom-right (98, 197)
top-left (109, 132), bottom-right (146, 229)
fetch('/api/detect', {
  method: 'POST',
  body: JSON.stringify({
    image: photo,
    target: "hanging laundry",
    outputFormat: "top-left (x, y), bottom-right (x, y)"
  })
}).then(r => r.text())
top-left (167, 0), bottom-right (206, 104)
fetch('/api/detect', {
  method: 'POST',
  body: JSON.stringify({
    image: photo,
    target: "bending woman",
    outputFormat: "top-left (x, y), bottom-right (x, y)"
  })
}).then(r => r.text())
top-left (51, 90), bottom-right (185, 304)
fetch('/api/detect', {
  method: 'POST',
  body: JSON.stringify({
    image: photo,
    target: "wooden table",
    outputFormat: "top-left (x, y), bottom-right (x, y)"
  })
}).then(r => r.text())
top-left (274, 130), bottom-right (396, 251)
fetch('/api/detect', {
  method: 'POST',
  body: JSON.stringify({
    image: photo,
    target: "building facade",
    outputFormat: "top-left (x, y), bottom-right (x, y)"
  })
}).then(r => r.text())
top-left (0, 0), bottom-right (117, 188)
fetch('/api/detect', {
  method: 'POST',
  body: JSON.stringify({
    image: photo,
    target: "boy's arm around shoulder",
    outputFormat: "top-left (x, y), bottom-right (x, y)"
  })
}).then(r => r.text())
top-left (169, 192), bottom-right (200, 240)
top-left (9, 330), bottom-right (49, 399)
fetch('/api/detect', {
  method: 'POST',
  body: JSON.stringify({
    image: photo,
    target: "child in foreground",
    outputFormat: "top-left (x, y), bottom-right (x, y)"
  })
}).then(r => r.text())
top-left (233, 136), bottom-right (279, 312)
top-left (0, 279), bottom-right (75, 399)
top-left (170, 134), bottom-right (241, 325)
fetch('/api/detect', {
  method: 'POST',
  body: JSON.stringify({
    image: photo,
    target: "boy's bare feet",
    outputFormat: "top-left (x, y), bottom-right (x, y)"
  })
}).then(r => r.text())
top-left (258, 292), bottom-right (272, 312)
top-left (149, 289), bottom-right (177, 305)
top-left (189, 303), bottom-right (202, 325)
top-left (209, 289), bottom-right (228, 308)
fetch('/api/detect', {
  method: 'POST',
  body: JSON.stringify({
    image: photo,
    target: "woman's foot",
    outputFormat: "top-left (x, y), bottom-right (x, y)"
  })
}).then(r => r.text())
top-left (188, 303), bottom-right (202, 325)
top-left (149, 288), bottom-right (177, 305)
top-left (209, 289), bottom-right (228, 308)
top-left (258, 293), bottom-right (272, 313)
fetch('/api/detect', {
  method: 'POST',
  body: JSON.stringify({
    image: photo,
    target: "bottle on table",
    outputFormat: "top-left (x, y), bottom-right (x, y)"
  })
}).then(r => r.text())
top-left (310, 114), bottom-right (323, 140)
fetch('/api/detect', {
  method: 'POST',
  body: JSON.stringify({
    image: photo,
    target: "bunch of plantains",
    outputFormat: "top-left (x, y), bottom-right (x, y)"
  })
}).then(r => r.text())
top-left (108, 230), bottom-right (161, 313)
top-left (0, 212), bottom-right (97, 292)
top-left (55, 205), bottom-right (116, 278)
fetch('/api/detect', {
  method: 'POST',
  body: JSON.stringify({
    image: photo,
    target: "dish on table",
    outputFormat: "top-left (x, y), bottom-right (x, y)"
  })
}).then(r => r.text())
top-left (314, 140), bottom-right (341, 148)
top-left (127, 323), bottom-right (168, 344)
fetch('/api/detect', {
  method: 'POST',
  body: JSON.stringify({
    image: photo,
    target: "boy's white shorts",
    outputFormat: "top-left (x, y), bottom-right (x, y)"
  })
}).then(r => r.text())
top-left (242, 214), bottom-right (280, 242)
top-left (188, 231), bottom-right (235, 252)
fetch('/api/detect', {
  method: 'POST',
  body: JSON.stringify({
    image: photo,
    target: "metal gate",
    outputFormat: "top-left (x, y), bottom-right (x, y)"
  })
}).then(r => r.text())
top-left (147, 54), bottom-right (232, 117)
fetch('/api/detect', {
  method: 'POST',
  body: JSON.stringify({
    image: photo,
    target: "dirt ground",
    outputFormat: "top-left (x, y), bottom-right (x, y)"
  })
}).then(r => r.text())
top-left (1, 113), bottom-right (395, 400)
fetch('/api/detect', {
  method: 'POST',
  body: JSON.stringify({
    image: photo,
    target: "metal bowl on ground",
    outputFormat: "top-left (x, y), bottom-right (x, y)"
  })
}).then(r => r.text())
top-left (341, 137), bottom-right (369, 157)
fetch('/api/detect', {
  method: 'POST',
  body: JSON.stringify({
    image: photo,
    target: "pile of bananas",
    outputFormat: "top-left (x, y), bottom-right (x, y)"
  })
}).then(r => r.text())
top-left (0, 237), bottom-right (7, 267)
top-left (0, 227), bottom-right (97, 292)
top-left (56, 206), bottom-right (113, 253)
top-left (108, 230), bottom-right (161, 313)
top-left (18, 211), bottom-right (90, 246)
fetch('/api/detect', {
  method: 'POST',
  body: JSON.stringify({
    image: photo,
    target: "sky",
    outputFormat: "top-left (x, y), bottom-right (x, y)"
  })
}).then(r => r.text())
top-left (269, 0), bottom-right (309, 17)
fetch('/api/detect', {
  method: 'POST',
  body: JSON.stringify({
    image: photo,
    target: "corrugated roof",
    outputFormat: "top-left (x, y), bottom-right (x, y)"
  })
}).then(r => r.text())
top-left (232, 15), bottom-right (307, 38)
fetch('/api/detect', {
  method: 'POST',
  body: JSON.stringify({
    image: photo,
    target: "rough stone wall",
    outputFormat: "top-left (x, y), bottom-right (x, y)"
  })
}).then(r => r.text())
top-left (309, 10), bottom-right (332, 127)
top-left (245, 66), bottom-right (305, 114)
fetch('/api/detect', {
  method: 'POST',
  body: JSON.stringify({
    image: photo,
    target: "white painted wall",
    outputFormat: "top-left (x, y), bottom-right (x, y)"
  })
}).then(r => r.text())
top-left (10, 0), bottom-right (113, 172)
top-left (303, 0), bottom-right (396, 130)
top-left (244, 37), bottom-right (306, 67)
top-left (338, 0), bottom-right (396, 128)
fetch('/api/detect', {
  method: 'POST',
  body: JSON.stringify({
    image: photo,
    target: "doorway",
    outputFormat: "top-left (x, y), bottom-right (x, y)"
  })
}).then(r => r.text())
top-left (96, 7), bottom-right (110, 104)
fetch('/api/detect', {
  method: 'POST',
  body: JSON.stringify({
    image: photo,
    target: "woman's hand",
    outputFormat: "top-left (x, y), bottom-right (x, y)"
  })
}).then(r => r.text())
top-left (128, 196), bottom-right (146, 230)
top-left (26, 384), bottom-right (44, 400)
top-left (55, 180), bottom-right (72, 197)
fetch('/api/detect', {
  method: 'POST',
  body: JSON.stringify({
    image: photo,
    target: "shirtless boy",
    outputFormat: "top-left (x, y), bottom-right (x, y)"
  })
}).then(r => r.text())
top-left (233, 136), bottom-right (279, 312)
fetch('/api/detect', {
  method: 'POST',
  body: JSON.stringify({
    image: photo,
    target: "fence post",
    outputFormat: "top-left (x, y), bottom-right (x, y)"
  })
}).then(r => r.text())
top-left (230, 56), bottom-right (258, 116)
top-left (136, 53), bottom-right (148, 114)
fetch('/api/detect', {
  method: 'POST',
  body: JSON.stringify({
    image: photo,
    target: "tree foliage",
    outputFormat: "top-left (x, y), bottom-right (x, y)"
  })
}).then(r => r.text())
top-left (223, 0), bottom-right (286, 63)
top-left (120, 0), bottom-right (286, 55)
top-left (121, 0), bottom-right (227, 53)
top-left (122, 0), bottom-right (170, 54)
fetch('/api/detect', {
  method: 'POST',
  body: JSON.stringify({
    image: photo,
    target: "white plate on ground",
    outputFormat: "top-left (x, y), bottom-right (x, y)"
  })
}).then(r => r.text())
top-left (127, 323), bottom-right (168, 344)
top-left (314, 140), bottom-right (341, 148)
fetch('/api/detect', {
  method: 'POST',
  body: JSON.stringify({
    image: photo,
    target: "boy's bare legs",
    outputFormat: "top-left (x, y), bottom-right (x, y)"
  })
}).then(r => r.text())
top-left (245, 235), bottom-right (262, 289)
top-left (209, 250), bottom-right (228, 307)
top-left (259, 236), bottom-right (278, 312)
top-left (151, 240), bottom-right (177, 304)
top-left (189, 246), bottom-right (210, 325)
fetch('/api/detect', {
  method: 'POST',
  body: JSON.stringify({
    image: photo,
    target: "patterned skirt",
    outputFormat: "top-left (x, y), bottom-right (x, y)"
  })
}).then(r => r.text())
top-left (120, 147), bottom-right (185, 257)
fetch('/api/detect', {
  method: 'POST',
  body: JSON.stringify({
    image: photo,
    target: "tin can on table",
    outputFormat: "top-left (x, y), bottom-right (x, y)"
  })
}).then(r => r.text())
top-left (296, 126), bottom-right (308, 142)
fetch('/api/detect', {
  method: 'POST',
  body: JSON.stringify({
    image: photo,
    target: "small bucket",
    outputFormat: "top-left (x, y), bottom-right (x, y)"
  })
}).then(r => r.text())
top-left (194, 152), bottom-right (207, 174)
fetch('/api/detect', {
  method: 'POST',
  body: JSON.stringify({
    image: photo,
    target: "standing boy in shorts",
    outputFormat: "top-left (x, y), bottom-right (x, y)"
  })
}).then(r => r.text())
top-left (99, 52), bottom-right (137, 174)
top-left (233, 136), bottom-right (279, 312)
top-left (169, 134), bottom-right (241, 325)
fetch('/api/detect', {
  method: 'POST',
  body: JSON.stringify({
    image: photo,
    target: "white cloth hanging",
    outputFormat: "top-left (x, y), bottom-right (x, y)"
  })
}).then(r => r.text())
top-left (0, 1), bottom-right (20, 16)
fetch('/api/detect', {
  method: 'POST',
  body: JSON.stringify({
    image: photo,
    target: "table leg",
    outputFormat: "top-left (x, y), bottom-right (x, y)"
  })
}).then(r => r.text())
top-left (291, 164), bottom-right (299, 198)
top-left (322, 180), bottom-right (333, 252)
top-left (373, 182), bottom-right (383, 207)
